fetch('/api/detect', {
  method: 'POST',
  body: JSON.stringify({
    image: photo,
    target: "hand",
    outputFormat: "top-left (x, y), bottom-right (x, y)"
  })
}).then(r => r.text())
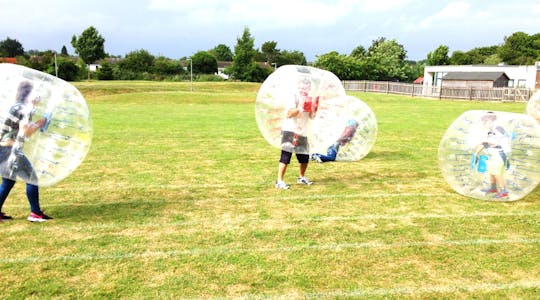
top-left (31, 96), bottom-right (41, 106)
top-left (286, 108), bottom-right (300, 118)
top-left (34, 118), bottom-right (47, 128)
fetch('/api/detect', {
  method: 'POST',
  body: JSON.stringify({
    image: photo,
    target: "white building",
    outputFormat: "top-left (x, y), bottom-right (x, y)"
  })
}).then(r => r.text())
top-left (423, 62), bottom-right (540, 90)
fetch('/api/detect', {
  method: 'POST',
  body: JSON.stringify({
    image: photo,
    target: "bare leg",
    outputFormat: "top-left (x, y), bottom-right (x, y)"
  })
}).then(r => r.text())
top-left (495, 175), bottom-right (505, 191)
top-left (299, 162), bottom-right (308, 178)
top-left (277, 162), bottom-right (288, 182)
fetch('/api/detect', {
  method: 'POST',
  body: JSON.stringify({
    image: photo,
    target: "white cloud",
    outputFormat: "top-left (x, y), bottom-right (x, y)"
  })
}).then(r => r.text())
top-left (356, 0), bottom-right (413, 12)
top-left (419, 1), bottom-right (471, 29)
top-left (146, 0), bottom-right (413, 29)
top-left (148, 0), bottom-right (351, 27)
top-left (533, 3), bottom-right (540, 14)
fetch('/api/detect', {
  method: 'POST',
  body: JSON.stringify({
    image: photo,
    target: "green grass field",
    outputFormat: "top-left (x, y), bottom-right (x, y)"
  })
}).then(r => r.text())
top-left (2, 81), bottom-right (539, 299)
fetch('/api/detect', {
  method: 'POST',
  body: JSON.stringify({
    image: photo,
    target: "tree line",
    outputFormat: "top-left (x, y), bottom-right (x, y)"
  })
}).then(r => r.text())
top-left (1, 26), bottom-right (539, 83)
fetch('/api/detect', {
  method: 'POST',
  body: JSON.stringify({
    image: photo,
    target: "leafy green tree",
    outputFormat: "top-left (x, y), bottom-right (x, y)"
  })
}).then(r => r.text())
top-left (313, 51), bottom-right (352, 79)
top-left (483, 54), bottom-right (502, 65)
top-left (208, 44), bottom-right (233, 61)
top-left (153, 56), bottom-right (183, 76)
top-left (261, 41), bottom-right (279, 63)
top-left (426, 45), bottom-right (450, 66)
top-left (367, 38), bottom-right (407, 81)
top-left (191, 51), bottom-right (218, 74)
top-left (313, 51), bottom-right (368, 80)
top-left (48, 56), bottom-right (80, 81)
top-left (230, 27), bottom-right (258, 81)
top-left (120, 49), bottom-right (154, 72)
top-left (71, 26), bottom-right (106, 64)
top-left (0, 37), bottom-right (24, 57)
top-left (449, 50), bottom-right (473, 65)
top-left (449, 46), bottom-right (500, 65)
top-left (96, 61), bottom-right (114, 80)
top-left (466, 46), bottom-right (499, 64)
top-left (498, 31), bottom-right (540, 65)
top-left (20, 50), bottom-right (55, 72)
top-left (403, 60), bottom-right (425, 82)
top-left (60, 45), bottom-right (69, 56)
top-left (115, 49), bottom-right (155, 79)
top-left (243, 63), bottom-right (273, 82)
top-left (350, 45), bottom-right (367, 58)
top-left (275, 50), bottom-right (307, 66)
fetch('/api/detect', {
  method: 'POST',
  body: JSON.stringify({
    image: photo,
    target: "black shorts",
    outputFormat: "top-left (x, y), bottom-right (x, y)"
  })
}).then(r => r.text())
top-left (280, 150), bottom-right (310, 164)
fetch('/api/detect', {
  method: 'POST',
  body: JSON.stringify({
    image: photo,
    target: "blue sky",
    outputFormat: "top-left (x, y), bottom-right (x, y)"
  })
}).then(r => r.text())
top-left (1, 0), bottom-right (539, 62)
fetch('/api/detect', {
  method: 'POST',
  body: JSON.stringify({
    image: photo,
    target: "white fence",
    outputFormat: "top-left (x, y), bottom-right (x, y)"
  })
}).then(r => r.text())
top-left (342, 80), bottom-right (533, 102)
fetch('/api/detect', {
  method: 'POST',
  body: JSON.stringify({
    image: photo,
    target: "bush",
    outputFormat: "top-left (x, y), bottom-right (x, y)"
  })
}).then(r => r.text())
top-left (96, 62), bottom-right (114, 80)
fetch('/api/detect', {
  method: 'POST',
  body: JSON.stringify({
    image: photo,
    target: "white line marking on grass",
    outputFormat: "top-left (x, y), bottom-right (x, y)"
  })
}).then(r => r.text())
top-left (3, 238), bottom-right (539, 264)
top-left (288, 281), bottom-right (540, 299)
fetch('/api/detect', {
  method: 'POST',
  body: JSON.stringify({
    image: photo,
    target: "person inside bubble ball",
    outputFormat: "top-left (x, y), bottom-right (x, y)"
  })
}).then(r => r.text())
top-left (471, 111), bottom-right (511, 199)
top-left (275, 76), bottom-right (319, 189)
top-left (0, 80), bottom-right (52, 222)
top-left (311, 119), bottom-right (359, 163)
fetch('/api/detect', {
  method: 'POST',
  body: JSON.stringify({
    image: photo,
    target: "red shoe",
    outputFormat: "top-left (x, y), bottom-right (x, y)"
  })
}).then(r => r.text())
top-left (27, 211), bottom-right (53, 222)
top-left (481, 187), bottom-right (497, 193)
top-left (493, 191), bottom-right (509, 199)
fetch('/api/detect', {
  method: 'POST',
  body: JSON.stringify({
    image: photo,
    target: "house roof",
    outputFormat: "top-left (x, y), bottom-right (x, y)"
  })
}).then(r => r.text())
top-left (442, 72), bottom-right (509, 81)
top-left (0, 57), bottom-right (17, 63)
top-left (413, 76), bottom-right (423, 84)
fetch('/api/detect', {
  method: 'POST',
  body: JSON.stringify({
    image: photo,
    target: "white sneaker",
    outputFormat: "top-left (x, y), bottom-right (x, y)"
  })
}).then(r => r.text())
top-left (310, 154), bottom-right (322, 163)
top-left (297, 176), bottom-right (313, 185)
top-left (275, 180), bottom-right (290, 190)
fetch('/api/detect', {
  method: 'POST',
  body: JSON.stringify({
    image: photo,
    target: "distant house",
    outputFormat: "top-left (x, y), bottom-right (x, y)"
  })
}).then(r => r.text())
top-left (413, 76), bottom-right (423, 84)
top-left (217, 61), bottom-right (232, 79)
top-left (89, 57), bottom-right (122, 72)
top-left (423, 62), bottom-right (540, 90)
top-left (441, 72), bottom-right (510, 88)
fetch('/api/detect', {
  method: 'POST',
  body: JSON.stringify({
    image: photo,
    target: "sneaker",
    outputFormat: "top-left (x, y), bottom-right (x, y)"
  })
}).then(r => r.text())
top-left (1, 212), bottom-right (13, 220)
top-left (481, 187), bottom-right (498, 193)
top-left (297, 176), bottom-right (313, 185)
top-left (493, 191), bottom-right (509, 199)
top-left (311, 154), bottom-right (322, 163)
top-left (275, 180), bottom-right (290, 190)
top-left (27, 211), bottom-right (53, 222)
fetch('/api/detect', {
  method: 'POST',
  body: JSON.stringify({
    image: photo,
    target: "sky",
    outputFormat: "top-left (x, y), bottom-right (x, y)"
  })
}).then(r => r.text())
top-left (1, 0), bottom-right (539, 62)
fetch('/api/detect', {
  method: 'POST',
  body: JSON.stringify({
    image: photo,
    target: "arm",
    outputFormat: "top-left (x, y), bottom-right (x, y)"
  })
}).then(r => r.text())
top-left (22, 118), bottom-right (46, 137)
top-left (286, 108), bottom-right (300, 118)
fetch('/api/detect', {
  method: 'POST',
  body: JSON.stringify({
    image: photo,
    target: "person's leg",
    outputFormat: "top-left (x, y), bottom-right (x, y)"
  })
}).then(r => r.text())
top-left (318, 144), bottom-right (339, 162)
top-left (0, 177), bottom-right (16, 212)
top-left (276, 151), bottom-right (292, 189)
top-left (495, 176), bottom-right (505, 189)
top-left (296, 154), bottom-right (312, 185)
top-left (299, 162), bottom-right (308, 177)
top-left (26, 183), bottom-right (41, 214)
top-left (492, 159), bottom-right (508, 198)
top-left (481, 175), bottom-right (497, 193)
top-left (278, 162), bottom-right (288, 182)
